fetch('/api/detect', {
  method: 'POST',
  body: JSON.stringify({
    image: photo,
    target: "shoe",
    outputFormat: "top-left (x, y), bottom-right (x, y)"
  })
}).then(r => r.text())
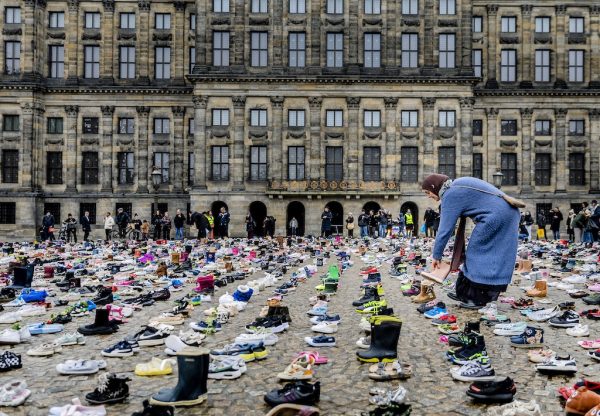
top-left (0, 380), bottom-right (30, 406)
top-left (510, 326), bottom-right (544, 348)
top-left (189, 320), bottom-right (222, 333)
top-left (526, 306), bottom-right (559, 322)
top-left (246, 317), bottom-right (289, 334)
top-left (432, 315), bottom-right (457, 326)
top-left (565, 387), bottom-right (600, 415)
top-left (583, 293), bottom-right (600, 305)
top-left (208, 356), bottom-right (247, 380)
top-left (264, 381), bottom-right (320, 407)
top-left (102, 340), bottom-right (135, 357)
top-left (448, 322), bottom-right (481, 347)
top-left (49, 398), bottom-right (106, 416)
top-left (450, 361), bottom-right (496, 382)
top-left (417, 301), bottom-right (445, 314)
top-left (235, 330), bottom-right (279, 347)
top-left (27, 342), bottom-right (63, 357)
top-left (135, 358), bottom-right (176, 376)
top-left (527, 348), bottom-right (555, 363)
top-left (423, 306), bottom-right (448, 319)
top-left (0, 351), bottom-right (22, 371)
top-left (85, 373), bottom-right (130, 404)
top-left (309, 314), bottom-right (341, 325)
top-left (311, 322), bottom-right (338, 334)
top-left (548, 310), bottom-right (580, 327)
top-left (210, 343), bottom-right (268, 362)
top-left (493, 322), bottom-right (527, 336)
top-left (525, 280), bottom-right (547, 297)
top-left (536, 354), bottom-right (577, 375)
top-left (164, 331), bottom-right (205, 355)
top-left (589, 350), bottom-right (600, 362)
top-left (411, 283), bottom-right (435, 303)
top-left (352, 287), bottom-right (380, 307)
top-left (92, 287), bottom-right (114, 306)
top-left (446, 336), bottom-right (488, 366)
top-left (277, 354), bottom-right (315, 381)
top-left (131, 400), bottom-right (174, 416)
top-left (304, 335), bottom-right (336, 347)
top-left (466, 376), bottom-right (516, 403)
top-left (131, 325), bottom-right (173, 346)
top-left (356, 316), bottom-right (402, 363)
top-left (356, 336), bottom-right (370, 349)
top-left (567, 324), bottom-right (590, 337)
top-left (78, 309), bottom-right (118, 336)
top-left (438, 323), bottom-right (462, 334)
top-left (486, 400), bottom-right (542, 416)
top-left (56, 359), bottom-right (107, 375)
top-left (0, 328), bottom-right (20, 345)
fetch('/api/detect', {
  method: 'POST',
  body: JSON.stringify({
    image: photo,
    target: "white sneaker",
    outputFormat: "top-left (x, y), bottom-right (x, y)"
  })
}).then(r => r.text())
top-left (487, 399), bottom-right (543, 416)
top-left (359, 317), bottom-right (372, 331)
top-left (356, 336), bottom-right (370, 349)
top-left (556, 282), bottom-right (575, 291)
top-left (235, 330), bottom-right (279, 346)
top-left (0, 328), bottom-right (20, 344)
top-left (311, 322), bottom-right (338, 334)
top-left (478, 303), bottom-right (498, 315)
top-left (536, 354), bottom-right (577, 374)
top-left (566, 324), bottom-right (590, 337)
top-left (562, 274), bottom-right (587, 284)
top-left (18, 304), bottom-right (47, 317)
top-left (527, 306), bottom-right (560, 322)
top-left (0, 312), bottom-right (22, 324)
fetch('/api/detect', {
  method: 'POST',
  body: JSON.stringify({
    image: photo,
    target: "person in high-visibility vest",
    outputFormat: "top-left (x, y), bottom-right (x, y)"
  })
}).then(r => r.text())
top-left (404, 210), bottom-right (414, 237)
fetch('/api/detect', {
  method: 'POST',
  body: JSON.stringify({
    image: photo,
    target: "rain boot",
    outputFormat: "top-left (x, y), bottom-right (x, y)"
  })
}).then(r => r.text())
top-left (411, 283), bottom-right (435, 303)
top-left (352, 286), bottom-right (380, 307)
top-left (78, 308), bottom-right (119, 335)
top-left (150, 347), bottom-right (209, 407)
top-left (526, 280), bottom-right (547, 297)
top-left (356, 316), bottom-right (402, 363)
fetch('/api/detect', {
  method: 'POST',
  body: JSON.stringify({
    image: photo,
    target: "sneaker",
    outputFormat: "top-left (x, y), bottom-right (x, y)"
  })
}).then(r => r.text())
top-left (246, 317), bottom-right (289, 334)
top-left (210, 343), bottom-right (268, 362)
top-left (451, 361), bottom-right (496, 382)
top-left (27, 342), bottom-right (62, 357)
top-left (588, 349), bottom-right (600, 362)
top-left (131, 325), bottom-right (172, 346)
top-left (263, 380), bottom-right (320, 406)
top-left (493, 322), bottom-right (527, 336)
top-left (311, 322), bottom-right (339, 334)
top-left (527, 348), bottom-right (555, 363)
top-left (466, 376), bottom-right (516, 402)
top-left (432, 315), bottom-right (457, 326)
top-left (277, 354), bottom-right (315, 381)
top-left (478, 303), bottom-right (498, 315)
top-left (548, 310), bottom-right (580, 328)
top-left (55, 332), bottom-right (86, 346)
top-left (355, 336), bottom-right (370, 349)
top-left (85, 373), bottom-right (130, 404)
top-left (304, 335), bottom-right (336, 347)
top-left (189, 320), bottom-right (222, 333)
top-left (510, 326), bottom-right (544, 348)
top-left (566, 324), bottom-right (590, 337)
top-left (526, 306), bottom-right (560, 322)
top-left (208, 356), bottom-right (247, 380)
top-left (102, 340), bottom-right (135, 357)
top-left (235, 330), bottom-right (279, 347)
top-left (438, 323), bottom-right (462, 334)
top-left (536, 354), bottom-right (577, 375)
top-left (417, 301), bottom-right (445, 314)
top-left (309, 314), bottom-right (341, 325)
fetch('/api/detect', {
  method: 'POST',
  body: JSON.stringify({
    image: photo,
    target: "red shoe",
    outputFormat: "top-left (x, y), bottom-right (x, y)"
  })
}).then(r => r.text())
top-left (360, 267), bottom-right (378, 275)
top-left (432, 314), bottom-right (457, 325)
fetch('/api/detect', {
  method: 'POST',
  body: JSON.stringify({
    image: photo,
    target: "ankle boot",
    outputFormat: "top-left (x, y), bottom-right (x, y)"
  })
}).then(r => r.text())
top-left (150, 347), bottom-right (209, 407)
top-left (352, 287), bottom-right (379, 307)
top-left (78, 308), bottom-right (118, 335)
top-left (515, 259), bottom-right (523, 273)
top-left (85, 373), bottom-right (130, 404)
top-left (412, 283), bottom-right (436, 303)
top-left (356, 316), bottom-right (402, 363)
top-left (526, 279), bottom-right (547, 297)
top-left (518, 259), bottom-right (533, 274)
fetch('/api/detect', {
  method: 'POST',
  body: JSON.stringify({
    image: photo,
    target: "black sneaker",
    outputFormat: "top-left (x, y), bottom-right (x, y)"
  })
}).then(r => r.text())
top-left (85, 373), bottom-right (130, 404)
top-left (102, 340), bottom-right (135, 357)
top-left (548, 310), bottom-right (579, 328)
top-left (264, 381), bottom-right (320, 406)
top-left (417, 301), bottom-right (445, 314)
top-left (466, 376), bottom-right (516, 403)
top-left (249, 316), bottom-right (289, 333)
top-left (131, 400), bottom-right (174, 416)
top-left (130, 326), bottom-right (171, 346)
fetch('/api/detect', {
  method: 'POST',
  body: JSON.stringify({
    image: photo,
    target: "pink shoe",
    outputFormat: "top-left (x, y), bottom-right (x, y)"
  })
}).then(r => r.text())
top-left (577, 339), bottom-right (600, 349)
top-left (588, 283), bottom-right (600, 292)
top-left (295, 351), bottom-right (328, 365)
top-left (49, 398), bottom-right (106, 416)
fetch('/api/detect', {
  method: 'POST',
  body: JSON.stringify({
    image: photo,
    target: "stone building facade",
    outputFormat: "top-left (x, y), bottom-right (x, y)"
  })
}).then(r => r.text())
top-left (0, 0), bottom-right (599, 238)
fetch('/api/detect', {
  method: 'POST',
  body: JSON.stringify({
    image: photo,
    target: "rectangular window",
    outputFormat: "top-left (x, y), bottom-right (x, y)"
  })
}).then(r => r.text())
top-left (500, 119), bottom-right (517, 135)
top-left (401, 33), bottom-right (418, 68)
top-left (326, 110), bottom-right (343, 127)
top-left (327, 0), bottom-right (343, 14)
top-left (288, 110), bottom-right (305, 127)
top-left (84, 46), bottom-right (100, 79)
top-left (189, 13), bottom-right (196, 31)
top-left (82, 117), bottom-right (99, 134)
top-left (117, 152), bottom-right (134, 184)
top-left (402, 0), bottom-right (418, 15)
top-left (189, 47), bottom-right (196, 73)
top-left (501, 153), bottom-right (517, 186)
top-left (325, 146), bottom-right (343, 181)
top-left (472, 153), bottom-right (483, 179)
top-left (250, 146), bottom-right (267, 181)
top-left (211, 146), bottom-right (229, 181)
top-left (81, 152), bottom-right (99, 184)
top-left (4, 41), bottom-right (20, 74)
top-left (213, 31), bottom-right (230, 67)
top-left (365, 0), bottom-right (381, 14)
top-left (118, 118), bottom-right (134, 134)
top-left (364, 110), bottom-right (381, 128)
top-left (535, 153), bottom-right (551, 186)
top-left (47, 117), bottom-right (63, 134)
top-left (472, 49), bottom-right (482, 77)
top-left (251, 32), bottom-right (268, 67)
top-left (251, 0), bottom-right (268, 13)
top-left (438, 110), bottom-right (455, 127)
top-left (438, 146), bottom-right (456, 179)
top-left (472, 119), bottom-right (483, 136)
top-left (250, 109), bottom-right (267, 127)
top-left (188, 152), bottom-right (195, 185)
top-left (49, 45), bottom-right (64, 78)
top-left (401, 147), bottom-right (418, 182)
top-left (288, 146), bottom-right (305, 180)
top-left (120, 12), bottom-right (135, 29)
top-left (0, 203), bottom-right (16, 224)
top-left (326, 33), bottom-right (343, 68)
top-left (439, 0), bottom-right (455, 15)
top-left (155, 47), bottom-right (171, 79)
top-left (1, 150), bottom-right (18, 183)
top-left (568, 50), bottom-right (584, 82)
top-left (80, 203), bottom-right (97, 224)
top-left (401, 110), bottom-right (418, 127)
top-left (501, 16), bottom-right (516, 33)
top-left (288, 32), bottom-right (306, 68)
top-left (363, 147), bottom-right (381, 181)
top-left (569, 17), bottom-right (584, 34)
top-left (84, 12), bottom-right (100, 29)
top-left (119, 46), bottom-right (135, 79)
top-left (49, 11), bottom-right (65, 28)
top-left (535, 16), bottom-right (550, 33)
top-left (290, 0), bottom-right (306, 14)
top-left (500, 49), bottom-right (516, 82)
top-left (212, 109), bottom-right (230, 126)
top-left (153, 118), bottom-right (170, 134)
top-left (472, 16), bottom-right (483, 33)
top-left (535, 120), bottom-right (552, 136)
top-left (439, 34), bottom-right (455, 68)
top-left (155, 13), bottom-right (171, 29)
top-left (2, 115), bottom-right (18, 132)
top-left (5, 7), bottom-right (20, 24)
top-left (364, 33), bottom-right (381, 68)
top-left (535, 49), bottom-right (550, 82)
top-left (188, 118), bottom-right (195, 135)
top-left (153, 152), bottom-right (169, 183)
top-left (569, 119), bottom-right (585, 136)
top-left (214, 0), bottom-right (230, 13)
top-left (569, 153), bottom-right (585, 186)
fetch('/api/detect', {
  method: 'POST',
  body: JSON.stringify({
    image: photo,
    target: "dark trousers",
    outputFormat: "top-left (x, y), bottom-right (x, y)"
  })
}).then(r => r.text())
top-left (153, 225), bottom-right (162, 240)
top-left (455, 272), bottom-right (507, 306)
top-left (105, 229), bottom-right (111, 241)
top-left (347, 229), bottom-right (354, 238)
top-left (162, 227), bottom-right (170, 240)
top-left (67, 229), bottom-right (77, 243)
top-left (83, 230), bottom-right (90, 241)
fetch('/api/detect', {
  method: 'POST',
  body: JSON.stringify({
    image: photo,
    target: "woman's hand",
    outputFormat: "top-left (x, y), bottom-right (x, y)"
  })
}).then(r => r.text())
top-left (431, 259), bottom-right (441, 269)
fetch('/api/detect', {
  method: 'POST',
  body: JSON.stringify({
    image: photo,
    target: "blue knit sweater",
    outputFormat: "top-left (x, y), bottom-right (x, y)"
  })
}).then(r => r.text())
top-left (432, 177), bottom-right (520, 286)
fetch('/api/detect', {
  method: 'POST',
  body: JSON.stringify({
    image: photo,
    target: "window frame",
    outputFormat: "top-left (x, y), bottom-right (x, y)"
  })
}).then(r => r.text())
top-left (569, 153), bottom-right (585, 186)
top-left (402, 0), bottom-right (418, 15)
top-left (326, 32), bottom-right (344, 68)
top-left (325, 146), bottom-right (344, 181)
top-left (250, 109), bottom-right (268, 127)
top-left (534, 49), bottom-right (550, 82)
top-left (250, 31), bottom-right (269, 67)
top-left (569, 119), bottom-right (585, 136)
top-left (153, 152), bottom-right (170, 183)
top-left (401, 33), bottom-right (419, 68)
top-left (118, 118), bottom-right (135, 134)
top-left (189, 46), bottom-right (196, 74)
top-left (501, 16), bottom-right (517, 33)
top-left (251, 0), bottom-right (268, 13)
top-left (4, 41), bottom-right (20, 74)
top-left (82, 117), bottom-right (99, 134)
top-left (472, 49), bottom-right (482, 77)
top-left (534, 119), bottom-right (552, 136)
top-left (365, 0), bottom-right (381, 15)
top-left (364, 110), bottom-right (381, 128)
top-left (49, 45), bottom-right (65, 78)
top-left (1, 150), bottom-right (18, 184)
top-left (81, 151), bottom-right (99, 185)
top-left (188, 152), bottom-right (195, 185)
top-left (569, 17), bottom-right (584, 34)
top-left (47, 151), bottom-right (64, 185)
top-left (84, 12), bottom-right (100, 29)
top-left (49, 11), bottom-right (65, 28)
top-left (568, 49), bottom-right (584, 82)
top-left (500, 119), bottom-right (518, 136)
top-left (47, 117), bottom-right (64, 134)
top-left (472, 153), bottom-right (483, 179)
top-left (438, 110), bottom-right (456, 128)
top-left (213, 0), bottom-right (230, 13)
top-left (326, 110), bottom-right (344, 127)
top-left (0, 203), bottom-right (16, 224)
top-left (364, 33), bottom-right (381, 68)
top-left (154, 13), bottom-right (171, 30)
top-left (79, 203), bottom-right (97, 225)
top-left (438, 146), bottom-right (456, 179)
top-left (400, 146), bottom-right (418, 182)
top-left (401, 110), bottom-right (419, 127)
top-left (289, 0), bottom-right (306, 14)
top-left (472, 119), bottom-right (483, 136)
top-left (153, 118), bottom-right (170, 134)
top-left (363, 146), bottom-right (381, 181)
top-left (534, 153), bottom-right (551, 186)
top-left (119, 46), bottom-right (136, 79)
top-left (288, 109), bottom-right (305, 128)
top-left (439, 0), bottom-right (455, 15)
top-left (501, 153), bottom-right (518, 186)
top-left (155, 46), bottom-right (171, 79)
top-left (438, 33), bottom-right (455, 68)
top-left (2, 115), bottom-right (19, 132)
top-left (472, 16), bottom-right (483, 33)
top-left (500, 49), bottom-right (517, 82)
top-left (250, 146), bottom-right (268, 181)
top-left (5, 7), bottom-right (21, 24)
top-left (535, 16), bottom-right (551, 33)
top-left (211, 145), bottom-right (230, 181)
top-left (83, 45), bottom-right (100, 79)
top-left (117, 152), bottom-right (135, 185)
top-left (288, 32), bottom-right (306, 68)
top-left (287, 146), bottom-right (305, 180)
top-left (212, 109), bottom-right (230, 127)
top-left (119, 12), bottom-right (135, 29)
top-left (326, 0), bottom-right (344, 14)
top-left (213, 31), bottom-right (230, 67)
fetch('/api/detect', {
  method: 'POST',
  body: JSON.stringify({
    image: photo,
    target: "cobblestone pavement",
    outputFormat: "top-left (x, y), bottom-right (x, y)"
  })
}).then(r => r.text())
top-left (2, 241), bottom-right (599, 416)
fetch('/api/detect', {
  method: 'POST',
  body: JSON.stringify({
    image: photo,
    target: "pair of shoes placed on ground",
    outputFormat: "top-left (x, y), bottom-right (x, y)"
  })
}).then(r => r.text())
top-left (565, 386), bottom-right (600, 416)
top-left (368, 360), bottom-right (412, 381)
top-left (210, 341), bottom-right (269, 362)
top-left (368, 386), bottom-right (411, 415)
top-left (128, 324), bottom-right (173, 347)
top-left (277, 353), bottom-right (316, 381)
top-left (208, 355), bottom-right (247, 380)
top-left (264, 380), bottom-right (320, 408)
top-left (0, 380), bottom-right (30, 407)
top-left (356, 315), bottom-right (402, 363)
top-left (0, 325), bottom-right (31, 345)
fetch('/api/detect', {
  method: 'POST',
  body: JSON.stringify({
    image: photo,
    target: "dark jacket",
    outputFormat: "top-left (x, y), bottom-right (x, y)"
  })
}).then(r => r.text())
top-left (550, 211), bottom-right (563, 231)
top-left (321, 211), bottom-right (332, 230)
top-left (358, 214), bottom-right (369, 227)
top-left (174, 214), bottom-right (186, 228)
top-left (219, 212), bottom-right (230, 227)
top-left (42, 215), bottom-right (55, 228)
top-left (116, 211), bottom-right (130, 227)
top-left (523, 214), bottom-right (534, 226)
top-left (152, 214), bottom-right (162, 228)
top-left (80, 215), bottom-right (92, 232)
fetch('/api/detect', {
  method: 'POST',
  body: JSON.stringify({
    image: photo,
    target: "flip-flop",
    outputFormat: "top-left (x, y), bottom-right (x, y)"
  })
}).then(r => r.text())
top-left (295, 351), bottom-right (328, 365)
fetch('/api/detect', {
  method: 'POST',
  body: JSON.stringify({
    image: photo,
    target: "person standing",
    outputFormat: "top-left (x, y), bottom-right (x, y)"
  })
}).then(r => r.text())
top-left (195, 211), bottom-right (208, 240)
top-left (523, 211), bottom-right (534, 241)
top-left (218, 207), bottom-right (230, 238)
top-left (116, 208), bottom-right (130, 239)
top-left (174, 209), bottom-right (186, 240)
top-left (80, 211), bottom-right (92, 242)
top-left (573, 209), bottom-right (586, 243)
top-left (131, 213), bottom-right (142, 240)
top-left (590, 200), bottom-right (600, 241)
top-left (536, 211), bottom-right (547, 240)
top-left (152, 210), bottom-right (162, 240)
top-left (549, 207), bottom-right (563, 240)
top-left (267, 216), bottom-right (276, 238)
top-left (104, 212), bottom-right (115, 242)
top-left (368, 210), bottom-right (378, 238)
top-left (289, 217), bottom-right (299, 237)
top-left (162, 211), bottom-right (172, 240)
top-left (378, 210), bottom-right (388, 238)
top-left (42, 212), bottom-right (55, 241)
top-left (246, 213), bottom-right (255, 239)
top-left (583, 210), bottom-right (595, 246)
top-left (404, 209), bottom-right (414, 238)
top-left (141, 220), bottom-right (150, 240)
top-left (566, 209), bottom-right (575, 242)
top-left (424, 208), bottom-right (436, 238)
top-left (205, 211), bottom-right (214, 239)
top-left (397, 211), bottom-right (406, 238)
top-left (358, 209), bottom-right (369, 238)
top-left (63, 213), bottom-right (78, 243)
top-left (321, 207), bottom-right (333, 238)
top-left (345, 213), bottom-right (355, 238)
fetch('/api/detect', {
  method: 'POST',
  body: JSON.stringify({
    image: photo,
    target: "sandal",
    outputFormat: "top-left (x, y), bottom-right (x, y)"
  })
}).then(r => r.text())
top-left (294, 351), bottom-right (328, 365)
top-left (368, 361), bottom-right (412, 381)
top-left (265, 403), bottom-right (320, 416)
top-left (577, 339), bottom-right (600, 349)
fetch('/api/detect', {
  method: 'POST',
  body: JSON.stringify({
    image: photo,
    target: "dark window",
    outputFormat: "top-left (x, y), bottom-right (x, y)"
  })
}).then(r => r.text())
top-left (3, 115), bottom-right (19, 131)
top-left (535, 153), bottom-right (551, 186)
top-left (188, 152), bottom-right (195, 185)
top-left (363, 147), bottom-right (381, 181)
top-left (438, 146), bottom-right (456, 179)
top-left (1, 150), bottom-right (18, 183)
top-left (44, 203), bottom-right (61, 223)
top-left (189, 13), bottom-right (196, 31)
top-left (500, 119), bottom-right (517, 135)
top-left (79, 203), bottom-right (97, 224)
top-left (47, 117), bottom-right (63, 134)
top-left (188, 118), bottom-right (195, 135)
top-left (49, 45), bottom-right (64, 78)
top-left (153, 152), bottom-right (169, 183)
top-left (569, 153), bottom-right (585, 186)
top-left (0, 202), bottom-right (16, 224)
top-left (325, 146), bottom-right (343, 181)
top-left (472, 153), bottom-right (483, 179)
top-left (117, 152), bottom-right (134, 184)
top-left (118, 118), bottom-right (134, 134)
top-left (288, 146), bottom-right (305, 180)
top-left (211, 146), bottom-right (229, 181)
top-left (535, 119), bottom-right (552, 136)
top-left (400, 146), bottom-right (418, 182)
top-left (4, 41), bottom-right (20, 74)
top-left (46, 152), bottom-right (63, 184)
top-left (501, 153), bottom-right (517, 185)
top-left (81, 152), bottom-right (99, 184)
top-left (83, 117), bottom-right (99, 134)
top-left (115, 203), bottom-right (132, 219)
top-left (250, 146), bottom-right (267, 181)
top-left (472, 119), bottom-right (483, 136)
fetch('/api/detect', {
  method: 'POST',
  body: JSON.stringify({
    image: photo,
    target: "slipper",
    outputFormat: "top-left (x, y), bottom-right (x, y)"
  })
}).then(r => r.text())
top-left (264, 403), bottom-right (320, 416)
top-left (368, 361), bottom-right (412, 381)
top-left (577, 339), bottom-right (600, 349)
top-left (439, 335), bottom-right (449, 343)
top-left (48, 398), bottom-right (107, 416)
top-left (557, 386), bottom-right (575, 400)
top-left (56, 359), bottom-right (107, 375)
top-left (294, 351), bottom-right (328, 365)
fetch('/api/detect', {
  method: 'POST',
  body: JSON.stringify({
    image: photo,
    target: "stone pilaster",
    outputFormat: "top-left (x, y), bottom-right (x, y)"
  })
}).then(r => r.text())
top-left (20, 103), bottom-right (35, 191)
top-left (309, 0), bottom-right (321, 71)
top-left (308, 97), bottom-right (323, 179)
top-left (385, 1), bottom-right (397, 71)
top-left (589, 110), bottom-right (600, 191)
top-left (555, 108), bottom-right (568, 192)
top-left (270, 96), bottom-right (284, 181)
top-left (138, 0), bottom-right (150, 83)
top-left (485, 5), bottom-right (498, 88)
top-left (100, 105), bottom-right (114, 192)
top-left (233, 0), bottom-right (246, 70)
top-left (347, 97), bottom-right (361, 181)
top-left (31, 103), bottom-right (45, 190)
top-left (347, 0), bottom-right (359, 73)
top-left (101, 1), bottom-right (115, 83)
top-left (460, 0), bottom-right (472, 73)
top-left (520, 108), bottom-right (533, 191)
top-left (555, 6), bottom-right (567, 87)
top-left (21, 0), bottom-right (35, 77)
top-left (136, 106), bottom-right (150, 192)
top-left (422, 97), bottom-right (436, 174)
top-left (272, 2), bottom-right (283, 72)
top-left (193, 0), bottom-right (206, 72)
top-left (67, 0), bottom-right (80, 82)
top-left (384, 97), bottom-right (399, 181)
top-left (459, 98), bottom-right (475, 176)
top-left (422, 0), bottom-right (435, 72)
top-left (172, 106), bottom-right (186, 191)
top-left (64, 105), bottom-right (79, 192)
top-left (485, 107), bottom-right (498, 179)
top-left (174, 2), bottom-right (186, 83)
top-left (520, 5), bottom-right (533, 85)
top-left (590, 6), bottom-right (600, 87)
top-left (193, 96), bottom-right (208, 189)
top-left (232, 96), bottom-right (246, 191)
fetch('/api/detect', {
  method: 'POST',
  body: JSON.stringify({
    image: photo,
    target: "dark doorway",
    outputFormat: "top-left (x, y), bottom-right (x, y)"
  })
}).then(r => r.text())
top-left (400, 201), bottom-right (419, 235)
top-left (211, 200), bottom-right (229, 216)
top-left (249, 201), bottom-right (267, 237)
top-left (325, 201), bottom-right (344, 235)
top-left (287, 201), bottom-right (305, 236)
top-left (363, 201), bottom-right (381, 215)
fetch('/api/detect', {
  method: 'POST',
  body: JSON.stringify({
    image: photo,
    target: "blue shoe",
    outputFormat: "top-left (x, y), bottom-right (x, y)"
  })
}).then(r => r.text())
top-left (27, 322), bottom-right (64, 335)
top-left (510, 326), bottom-right (544, 348)
top-left (424, 307), bottom-right (448, 319)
